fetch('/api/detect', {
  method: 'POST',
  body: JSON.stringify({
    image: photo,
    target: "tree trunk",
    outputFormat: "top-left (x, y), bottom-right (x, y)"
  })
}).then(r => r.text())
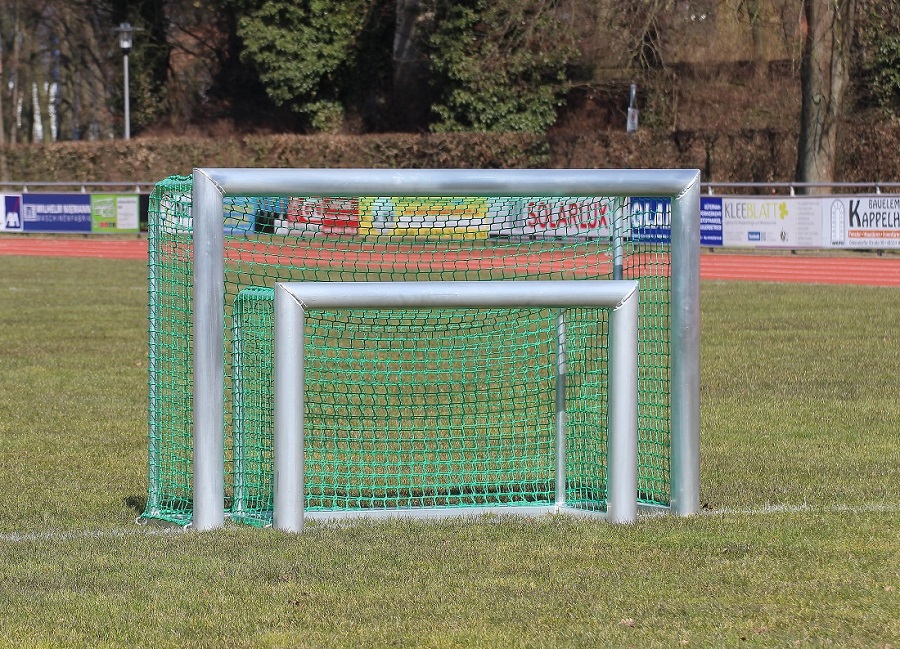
top-left (0, 32), bottom-right (7, 180)
top-left (392, 0), bottom-right (432, 130)
top-left (745, 0), bottom-right (767, 79)
top-left (795, 0), bottom-right (856, 195)
top-left (9, 6), bottom-right (20, 145)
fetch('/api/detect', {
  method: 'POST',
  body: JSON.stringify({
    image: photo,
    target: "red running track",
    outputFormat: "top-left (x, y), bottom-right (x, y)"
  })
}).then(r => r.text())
top-left (699, 253), bottom-right (900, 287)
top-left (0, 237), bottom-right (149, 261)
top-left (1, 237), bottom-right (899, 287)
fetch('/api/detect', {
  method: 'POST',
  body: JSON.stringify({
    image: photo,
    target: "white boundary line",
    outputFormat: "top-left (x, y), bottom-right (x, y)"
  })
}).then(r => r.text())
top-left (0, 527), bottom-right (181, 543)
top-left (1, 502), bottom-right (897, 543)
top-left (702, 502), bottom-right (900, 516)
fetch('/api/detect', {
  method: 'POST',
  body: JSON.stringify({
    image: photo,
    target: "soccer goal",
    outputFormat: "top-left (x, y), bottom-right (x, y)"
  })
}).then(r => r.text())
top-left (142, 168), bottom-right (701, 531)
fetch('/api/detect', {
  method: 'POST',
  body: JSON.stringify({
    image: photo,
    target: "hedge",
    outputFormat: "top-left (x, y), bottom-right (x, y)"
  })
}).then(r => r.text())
top-left (0, 120), bottom-right (896, 185)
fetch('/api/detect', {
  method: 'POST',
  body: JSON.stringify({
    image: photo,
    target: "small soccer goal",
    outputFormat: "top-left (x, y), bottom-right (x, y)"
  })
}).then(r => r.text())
top-left (142, 168), bottom-right (701, 530)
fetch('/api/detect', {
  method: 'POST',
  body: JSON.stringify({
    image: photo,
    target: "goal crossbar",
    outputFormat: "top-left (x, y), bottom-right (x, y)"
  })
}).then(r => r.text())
top-left (273, 280), bottom-right (640, 532)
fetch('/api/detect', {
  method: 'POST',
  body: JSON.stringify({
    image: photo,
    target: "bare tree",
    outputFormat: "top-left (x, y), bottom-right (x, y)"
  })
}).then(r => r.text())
top-left (795, 0), bottom-right (857, 193)
top-left (0, 0), bottom-right (124, 143)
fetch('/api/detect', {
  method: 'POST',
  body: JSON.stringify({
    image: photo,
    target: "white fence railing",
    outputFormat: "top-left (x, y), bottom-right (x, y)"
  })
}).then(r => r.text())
top-left (703, 182), bottom-right (900, 196)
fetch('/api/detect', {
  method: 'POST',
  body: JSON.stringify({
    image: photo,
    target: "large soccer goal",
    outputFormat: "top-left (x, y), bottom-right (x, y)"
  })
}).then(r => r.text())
top-left (142, 168), bottom-right (701, 531)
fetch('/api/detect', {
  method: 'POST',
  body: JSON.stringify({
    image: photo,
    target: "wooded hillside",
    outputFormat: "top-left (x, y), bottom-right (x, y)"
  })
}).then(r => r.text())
top-left (0, 0), bottom-right (896, 182)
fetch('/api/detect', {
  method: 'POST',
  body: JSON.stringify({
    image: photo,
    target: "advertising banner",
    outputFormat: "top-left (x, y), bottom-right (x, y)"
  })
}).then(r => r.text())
top-left (721, 197), bottom-right (823, 248)
top-left (155, 194), bottom-right (257, 234)
top-left (827, 196), bottom-right (900, 248)
top-left (629, 197), bottom-right (671, 243)
top-left (156, 191), bottom-right (192, 234)
top-left (224, 196), bottom-right (258, 234)
top-left (508, 197), bottom-right (616, 239)
top-left (5, 188), bottom-right (894, 249)
top-left (275, 197), bottom-right (359, 236)
top-left (91, 194), bottom-right (140, 233)
top-left (359, 197), bottom-right (490, 239)
top-left (21, 194), bottom-right (92, 233)
top-left (700, 197), bottom-right (723, 246)
top-left (0, 195), bottom-right (22, 232)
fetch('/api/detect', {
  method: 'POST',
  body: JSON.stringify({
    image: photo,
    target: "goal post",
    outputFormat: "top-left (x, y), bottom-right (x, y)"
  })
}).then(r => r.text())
top-left (144, 167), bottom-right (701, 531)
top-left (273, 279), bottom-right (640, 531)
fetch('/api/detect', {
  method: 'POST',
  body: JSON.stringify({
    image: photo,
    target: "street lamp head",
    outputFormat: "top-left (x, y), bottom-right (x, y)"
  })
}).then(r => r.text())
top-left (116, 22), bottom-right (134, 52)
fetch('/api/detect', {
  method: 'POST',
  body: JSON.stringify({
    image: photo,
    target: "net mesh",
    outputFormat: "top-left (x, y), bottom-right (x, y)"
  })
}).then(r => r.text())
top-left (144, 175), bottom-right (672, 526)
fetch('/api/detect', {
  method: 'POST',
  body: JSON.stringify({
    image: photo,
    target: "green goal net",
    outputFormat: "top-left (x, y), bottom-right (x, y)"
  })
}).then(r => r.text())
top-left (143, 172), bottom-right (685, 527)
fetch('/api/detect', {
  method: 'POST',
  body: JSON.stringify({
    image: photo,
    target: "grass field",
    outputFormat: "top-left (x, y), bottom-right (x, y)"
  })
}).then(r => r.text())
top-left (0, 254), bottom-right (897, 648)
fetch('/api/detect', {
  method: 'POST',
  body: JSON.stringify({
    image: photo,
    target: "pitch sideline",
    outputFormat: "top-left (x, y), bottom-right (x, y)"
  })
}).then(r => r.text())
top-left (1, 502), bottom-right (898, 543)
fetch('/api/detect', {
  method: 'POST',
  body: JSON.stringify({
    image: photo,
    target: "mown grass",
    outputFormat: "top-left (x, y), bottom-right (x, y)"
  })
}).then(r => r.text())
top-left (0, 255), bottom-right (897, 648)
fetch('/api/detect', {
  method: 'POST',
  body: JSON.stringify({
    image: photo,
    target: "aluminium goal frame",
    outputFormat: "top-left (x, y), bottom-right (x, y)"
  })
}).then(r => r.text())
top-left (183, 167), bottom-right (702, 531)
top-left (274, 279), bottom-right (640, 532)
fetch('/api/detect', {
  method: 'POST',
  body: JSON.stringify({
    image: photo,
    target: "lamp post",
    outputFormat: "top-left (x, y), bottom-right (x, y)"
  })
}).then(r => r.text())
top-left (115, 22), bottom-right (135, 139)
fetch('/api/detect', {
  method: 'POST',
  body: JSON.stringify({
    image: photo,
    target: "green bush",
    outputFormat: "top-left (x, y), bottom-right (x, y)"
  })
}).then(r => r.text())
top-left (428, 0), bottom-right (578, 133)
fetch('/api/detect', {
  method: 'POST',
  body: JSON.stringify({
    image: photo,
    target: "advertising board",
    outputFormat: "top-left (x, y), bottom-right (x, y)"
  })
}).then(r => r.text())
top-left (828, 196), bottom-right (900, 248)
top-left (274, 197), bottom-right (359, 236)
top-left (359, 197), bottom-right (490, 239)
top-left (629, 197), bottom-right (671, 243)
top-left (91, 194), bottom-right (140, 233)
top-left (721, 197), bottom-right (822, 248)
top-left (0, 195), bottom-right (22, 232)
top-left (21, 194), bottom-right (92, 233)
top-left (700, 197), bottom-right (723, 246)
top-left (508, 197), bottom-right (616, 239)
